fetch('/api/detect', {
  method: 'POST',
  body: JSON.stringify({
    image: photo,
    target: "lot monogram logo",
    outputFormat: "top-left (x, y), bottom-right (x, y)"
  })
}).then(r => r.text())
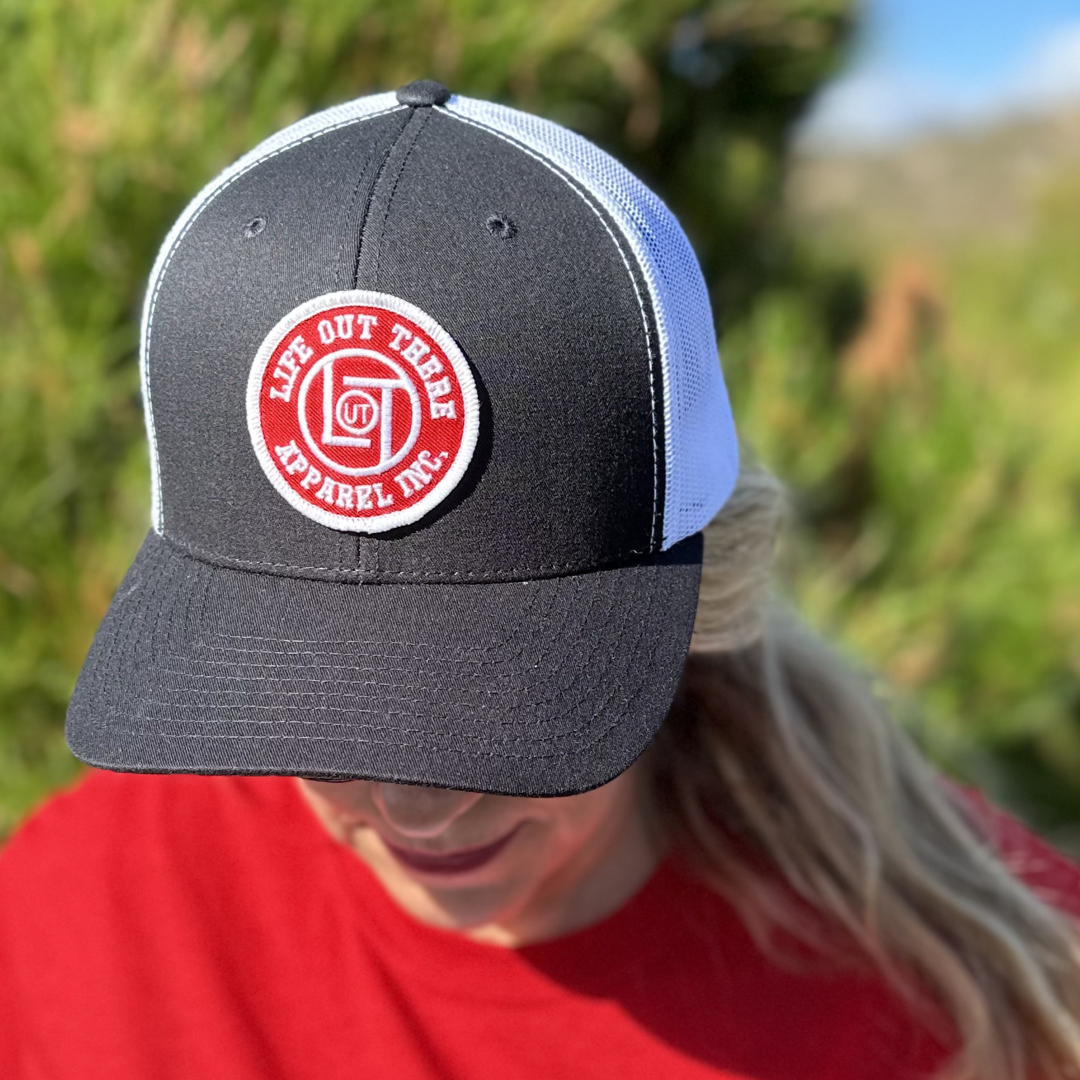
top-left (246, 291), bottom-right (480, 532)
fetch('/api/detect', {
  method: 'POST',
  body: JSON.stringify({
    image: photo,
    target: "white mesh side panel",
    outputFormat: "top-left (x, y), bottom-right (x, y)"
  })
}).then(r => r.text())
top-left (443, 96), bottom-right (739, 550)
top-left (140, 93), bottom-right (405, 532)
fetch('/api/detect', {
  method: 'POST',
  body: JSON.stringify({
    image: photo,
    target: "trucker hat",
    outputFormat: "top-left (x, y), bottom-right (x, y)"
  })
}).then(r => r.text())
top-left (65, 80), bottom-right (739, 797)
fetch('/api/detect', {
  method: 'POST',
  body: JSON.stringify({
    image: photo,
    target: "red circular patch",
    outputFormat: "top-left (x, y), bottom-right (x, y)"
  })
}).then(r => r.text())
top-left (247, 291), bottom-right (479, 532)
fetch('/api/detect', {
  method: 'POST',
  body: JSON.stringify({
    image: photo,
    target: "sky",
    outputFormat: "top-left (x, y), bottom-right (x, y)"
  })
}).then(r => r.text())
top-left (797, 0), bottom-right (1080, 148)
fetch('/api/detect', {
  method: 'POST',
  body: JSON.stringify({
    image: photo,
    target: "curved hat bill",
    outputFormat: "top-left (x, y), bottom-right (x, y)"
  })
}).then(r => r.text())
top-left (66, 532), bottom-right (702, 797)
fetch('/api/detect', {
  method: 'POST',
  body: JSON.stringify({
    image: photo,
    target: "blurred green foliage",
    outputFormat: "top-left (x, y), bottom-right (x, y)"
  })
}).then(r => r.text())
top-left (729, 191), bottom-right (1080, 849)
top-left (2, 0), bottom-right (1078, 850)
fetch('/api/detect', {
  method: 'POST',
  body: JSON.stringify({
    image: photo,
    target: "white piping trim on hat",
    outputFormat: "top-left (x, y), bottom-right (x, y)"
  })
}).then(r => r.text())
top-left (441, 94), bottom-right (736, 551)
top-left (139, 93), bottom-right (405, 533)
top-left (245, 290), bottom-right (480, 533)
top-left (442, 96), bottom-right (671, 547)
top-left (438, 103), bottom-right (661, 552)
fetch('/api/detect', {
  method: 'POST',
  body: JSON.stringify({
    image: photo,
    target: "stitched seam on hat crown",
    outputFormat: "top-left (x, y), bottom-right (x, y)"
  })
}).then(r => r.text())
top-left (340, 114), bottom-right (411, 286)
top-left (138, 95), bottom-right (674, 576)
top-left (371, 110), bottom-right (430, 285)
top-left (439, 105), bottom-right (661, 553)
top-left (141, 102), bottom-right (405, 533)
top-left (161, 531), bottom-right (652, 580)
top-left (141, 100), bottom-right (657, 571)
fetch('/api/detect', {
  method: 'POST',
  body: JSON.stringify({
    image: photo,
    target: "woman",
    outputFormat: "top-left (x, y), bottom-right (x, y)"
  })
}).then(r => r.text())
top-left (292, 459), bottom-right (1080, 1080)
top-left (3, 83), bottom-right (1080, 1080)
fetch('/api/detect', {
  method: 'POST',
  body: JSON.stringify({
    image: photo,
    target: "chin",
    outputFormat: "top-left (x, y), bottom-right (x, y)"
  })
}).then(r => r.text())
top-left (399, 879), bottom-right (524, 934)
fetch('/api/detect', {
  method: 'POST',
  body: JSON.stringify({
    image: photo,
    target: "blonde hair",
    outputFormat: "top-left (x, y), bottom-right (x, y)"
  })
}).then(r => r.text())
top-left (650, 458), bottom-right (1080, 1080)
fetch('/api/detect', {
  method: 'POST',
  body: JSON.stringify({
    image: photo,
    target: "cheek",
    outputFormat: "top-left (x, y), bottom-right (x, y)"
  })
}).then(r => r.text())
top-left (298, 779), bottom-right (378, 833)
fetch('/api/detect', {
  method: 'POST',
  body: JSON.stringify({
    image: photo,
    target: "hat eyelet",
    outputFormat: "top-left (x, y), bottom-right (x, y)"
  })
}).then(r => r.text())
top-left (242, 216), bottom-right (266, 239)
top-left (486, 213), bottom-right (516, 240)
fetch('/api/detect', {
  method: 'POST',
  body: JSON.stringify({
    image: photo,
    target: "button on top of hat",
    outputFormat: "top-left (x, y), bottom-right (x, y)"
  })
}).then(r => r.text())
top-left (395, 80), bottom-right (452, 107)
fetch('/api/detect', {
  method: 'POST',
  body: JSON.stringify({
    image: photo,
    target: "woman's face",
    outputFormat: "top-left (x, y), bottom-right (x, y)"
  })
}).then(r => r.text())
top-left (297, 759), bottom-right (661, 946)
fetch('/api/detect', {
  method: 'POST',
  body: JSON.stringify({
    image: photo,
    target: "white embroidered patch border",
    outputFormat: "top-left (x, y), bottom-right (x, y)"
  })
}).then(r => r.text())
top-left (246, 291), bottom-right (480, 532)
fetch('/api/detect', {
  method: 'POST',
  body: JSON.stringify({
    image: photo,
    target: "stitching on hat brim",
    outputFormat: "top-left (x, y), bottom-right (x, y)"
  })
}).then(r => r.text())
top-left (160, 530), bottom-right (654, 583)
top-left (73, 529), bottom-right (695, 780)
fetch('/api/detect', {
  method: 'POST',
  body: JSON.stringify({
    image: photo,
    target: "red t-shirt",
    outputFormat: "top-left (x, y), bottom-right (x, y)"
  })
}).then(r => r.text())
top-left (1, 770), bottom-right (1077, 1079)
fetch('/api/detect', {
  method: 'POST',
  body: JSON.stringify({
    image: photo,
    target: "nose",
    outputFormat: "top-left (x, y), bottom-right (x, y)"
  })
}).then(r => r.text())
top-left (371, 782), bottom-right (484, 839)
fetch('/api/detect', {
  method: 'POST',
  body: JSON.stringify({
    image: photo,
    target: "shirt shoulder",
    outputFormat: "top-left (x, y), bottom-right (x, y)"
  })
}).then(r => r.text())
top-left (0, 769), bottom-right (316, 920)
top-left (959, 784), bottom-right (1080, 920)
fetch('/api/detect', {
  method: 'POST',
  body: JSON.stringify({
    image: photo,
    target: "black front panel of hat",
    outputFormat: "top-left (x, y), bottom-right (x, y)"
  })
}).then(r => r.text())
top-left (148, 106), bottom-right (660, 581)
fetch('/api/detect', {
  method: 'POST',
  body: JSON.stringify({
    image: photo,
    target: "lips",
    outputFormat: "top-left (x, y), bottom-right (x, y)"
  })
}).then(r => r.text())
top-left (381, 823), bottom-right (524, 876)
